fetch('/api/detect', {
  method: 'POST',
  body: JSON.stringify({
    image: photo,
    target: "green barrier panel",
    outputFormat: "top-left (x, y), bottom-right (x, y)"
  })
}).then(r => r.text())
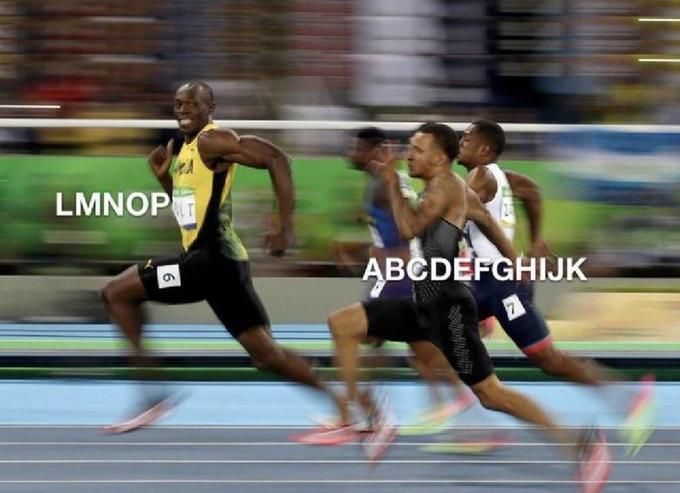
top-left (0, 155), bottom-right (601, 262)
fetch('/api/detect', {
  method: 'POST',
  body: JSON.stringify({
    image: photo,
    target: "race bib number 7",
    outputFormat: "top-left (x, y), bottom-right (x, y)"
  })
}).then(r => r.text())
top-left (502, 294), bottom-right (526, 321)
top-left (172, 190), bottom-right (197, 229)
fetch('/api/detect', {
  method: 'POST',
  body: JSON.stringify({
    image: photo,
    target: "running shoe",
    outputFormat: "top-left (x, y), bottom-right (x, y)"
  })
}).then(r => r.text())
top-left (620, 373), bottom-right (656, 457)
top-left (289, 424), bottom-right (359, 446)
top-left (420, 432), bottom-right (510, 454)
top-left (103, 394), bottom-right (177, 434)
top-left (309, 414), bottom-right (373, 433)
top-left (400, 390), bottom-right (475, 436)
top-left (576, 428), bottom-right (612, 493)
top-left (363, 395), bottom-right (399, 462)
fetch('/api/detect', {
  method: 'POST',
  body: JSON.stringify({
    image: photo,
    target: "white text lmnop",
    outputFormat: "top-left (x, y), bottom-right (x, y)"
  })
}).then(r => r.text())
top-left (55, 192), bottom-right (170, 217)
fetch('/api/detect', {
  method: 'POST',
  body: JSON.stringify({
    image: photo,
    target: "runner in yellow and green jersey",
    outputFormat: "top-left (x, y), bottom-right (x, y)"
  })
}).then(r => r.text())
top-left (101, 81), bottom-right (345, 432)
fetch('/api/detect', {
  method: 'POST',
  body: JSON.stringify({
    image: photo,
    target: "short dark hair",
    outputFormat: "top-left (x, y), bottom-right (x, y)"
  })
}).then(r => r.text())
top-left (355, 126), bottom-right (387, 147)
top-left (181, 81), bottom-right (214, 105)
top-left (471, 120), bottom-right (505, 156)
top-left (415, 122), bottom-right (459, 162)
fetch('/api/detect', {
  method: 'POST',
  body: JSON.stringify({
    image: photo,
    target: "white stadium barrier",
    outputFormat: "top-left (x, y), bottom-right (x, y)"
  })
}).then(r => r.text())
top-left (1, 119), bottom-right (680, 133)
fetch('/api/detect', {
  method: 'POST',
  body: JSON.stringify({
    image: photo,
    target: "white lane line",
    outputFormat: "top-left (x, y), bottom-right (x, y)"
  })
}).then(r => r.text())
top-left (0, 441), bottom-right (676, 448)
top-left (638, 17), bottom-right (680, 22)
top-left (638, 58), bottom-right (680, 64)
top-left (0, 480), bottom-right (678, 484)
top-left (0, 441), bottom-right (677, 447)
top-left (0, 105), bottom-right (61, 109)
top-left (0, 459), bottom-right (676, 465)
top-left (0, 424), bottom-right (676, 431)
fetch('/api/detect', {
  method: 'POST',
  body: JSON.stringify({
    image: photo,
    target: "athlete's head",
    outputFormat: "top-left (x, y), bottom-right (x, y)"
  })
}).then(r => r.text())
top-left (457, 120), bottom-right (505, 169)
top-left (406, 122), bottom-right (459, 179)
top-left (174, 81), bottom-right (215, 137)
top-left (346, 126), bottom-right (387, 170)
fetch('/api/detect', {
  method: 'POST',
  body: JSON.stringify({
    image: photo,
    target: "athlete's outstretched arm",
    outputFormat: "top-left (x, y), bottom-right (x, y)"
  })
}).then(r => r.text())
top-left (465, 166), bottom-right (497, 203)
top-left (198, 129), bottom-right (294, 255)
top-left (504, 170), bottom-right (542, 244)
top-left (505, 170), bottom-right (555, 261)
top-left (466, 188), bottom-right (519, 261)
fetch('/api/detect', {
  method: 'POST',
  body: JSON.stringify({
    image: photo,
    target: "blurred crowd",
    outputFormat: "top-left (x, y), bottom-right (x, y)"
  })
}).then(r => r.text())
top-left (0, 0), bottom-right (679, 278)
top-left (0, 1), bottom-right (678, 143)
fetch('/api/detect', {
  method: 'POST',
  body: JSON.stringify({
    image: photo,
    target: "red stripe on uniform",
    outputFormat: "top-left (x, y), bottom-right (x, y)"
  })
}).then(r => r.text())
top-left (521, 335), bottom-right (553, 356)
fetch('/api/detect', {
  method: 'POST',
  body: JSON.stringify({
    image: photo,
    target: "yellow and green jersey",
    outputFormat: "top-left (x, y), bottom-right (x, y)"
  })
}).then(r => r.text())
top-left (170, 123), bottom-right (248, 260)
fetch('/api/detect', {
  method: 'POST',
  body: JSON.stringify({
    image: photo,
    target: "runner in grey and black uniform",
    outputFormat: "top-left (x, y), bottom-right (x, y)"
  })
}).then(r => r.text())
top-left (316, 123), bottom-right (612, 493)
top-left (363, 217), bottom-right (492, 386)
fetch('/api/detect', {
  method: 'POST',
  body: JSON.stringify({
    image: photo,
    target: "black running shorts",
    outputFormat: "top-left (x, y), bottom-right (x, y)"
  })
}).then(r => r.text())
top-left (138, 248), bottom-right (269, 338)
top-left (362, 286), bottom-right (494, 386)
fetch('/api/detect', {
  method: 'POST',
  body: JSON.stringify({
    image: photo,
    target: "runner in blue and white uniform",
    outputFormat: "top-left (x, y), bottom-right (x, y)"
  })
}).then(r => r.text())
top-left (458, 120), bottom-right (655, 456)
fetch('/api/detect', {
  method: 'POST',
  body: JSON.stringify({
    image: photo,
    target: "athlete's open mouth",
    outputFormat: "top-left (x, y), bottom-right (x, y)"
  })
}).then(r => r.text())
top-left (179, 118), bottom-right (192, 126)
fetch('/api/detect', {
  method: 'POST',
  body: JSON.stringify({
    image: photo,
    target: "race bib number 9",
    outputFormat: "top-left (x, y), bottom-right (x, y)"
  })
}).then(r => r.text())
top-left (172, 191), bottom-right (197, 229)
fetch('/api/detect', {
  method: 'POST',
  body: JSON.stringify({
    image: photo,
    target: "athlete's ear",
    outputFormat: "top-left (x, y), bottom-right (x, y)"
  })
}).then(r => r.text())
top-left (437, 149), bottom-right (448, 167)
top-left (480, 143), bottom-right (492, 158)
top-left (372, 142), bottom-right (389, 162)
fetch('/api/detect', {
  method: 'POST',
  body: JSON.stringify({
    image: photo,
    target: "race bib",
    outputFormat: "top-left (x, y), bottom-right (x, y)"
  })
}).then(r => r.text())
top-left (502, 294), bottom-right (526, 321)
top-left (172, 190), bottom-right (197, 229)
top-left (409, 237), bottom-right (424, 260)
top-left (157, 264), bottom-right (181, 289)
top-left (500, 185), bottom-right (516, 229)
top-left (369, 279), bottom-right (386, 299)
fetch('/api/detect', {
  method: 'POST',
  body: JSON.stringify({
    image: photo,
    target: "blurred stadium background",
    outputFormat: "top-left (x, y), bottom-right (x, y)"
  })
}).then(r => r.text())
top-left (0, 0), bottom-right (679, 375)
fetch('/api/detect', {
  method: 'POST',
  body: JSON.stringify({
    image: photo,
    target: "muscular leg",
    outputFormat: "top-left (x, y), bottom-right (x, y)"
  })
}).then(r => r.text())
top-left (327, 303), bottom-right (377, 414)
top-left (506, 296), bottom-right (651, 445)
top-left (101, 265), bottom-right (174, 433)
top-left (527, 344), bottom-right (618, 386)
top-left (470, 366), bottom-right (614, 488)
top-left (471, 373), bottom-right (579, 457)
top-left (528, 344), bottom-right (652, 443)
top-left (495, 283), bottom-right (620, 386)
top-left (237, 326), bottom-right (350, 423)
top-left (238, 326), bottom-right (325, 390)
top-left (434, 290), bottom-right (581, 457)
top-left (359, 338), bottom-right (393, 382)
top-left (408, 346), bottom-right (444, 404)
top-left (409, 340), bottom-right (466, 403)
top-left (101, 266), bottom-right (152, 368)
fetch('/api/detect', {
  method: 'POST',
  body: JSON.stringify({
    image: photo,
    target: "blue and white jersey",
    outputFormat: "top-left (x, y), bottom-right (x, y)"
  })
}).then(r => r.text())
top-left (366, 171), bottom-right (417, 249)
top-left (364, 171), bottom-right (416, 300)
top-left (464, 163), bottom-right (516, 260)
